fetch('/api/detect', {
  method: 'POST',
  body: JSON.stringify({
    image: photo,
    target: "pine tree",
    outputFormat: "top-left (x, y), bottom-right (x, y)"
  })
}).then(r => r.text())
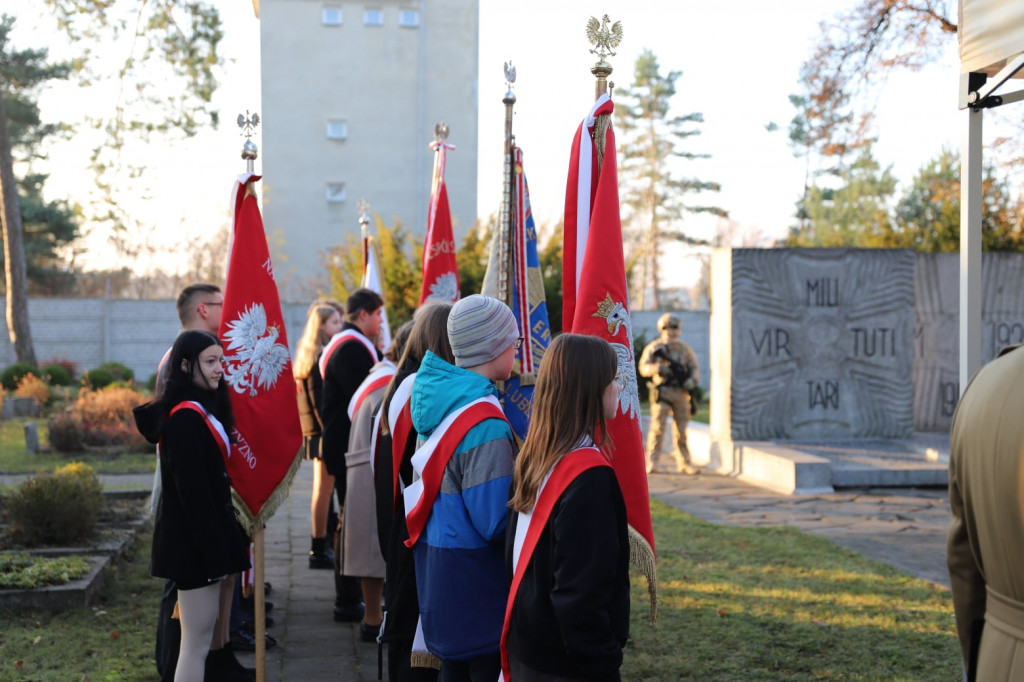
top-left (615, 49), bottom-right (725, 310)
top-left (0, 15), bottom-right (73, 364)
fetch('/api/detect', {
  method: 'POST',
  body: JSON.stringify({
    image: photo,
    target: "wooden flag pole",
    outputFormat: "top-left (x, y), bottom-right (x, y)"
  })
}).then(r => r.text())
top-left (255, 527), bottom-right (266, 682)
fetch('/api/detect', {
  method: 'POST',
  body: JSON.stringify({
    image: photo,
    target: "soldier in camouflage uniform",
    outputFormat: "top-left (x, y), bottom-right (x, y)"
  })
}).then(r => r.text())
top-left (638, 313), bottom-right (700, 474)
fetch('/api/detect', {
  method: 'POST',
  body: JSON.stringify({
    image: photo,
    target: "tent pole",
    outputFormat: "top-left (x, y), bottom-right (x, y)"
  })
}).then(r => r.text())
top-left (959, 106), bottom-right (983, 394)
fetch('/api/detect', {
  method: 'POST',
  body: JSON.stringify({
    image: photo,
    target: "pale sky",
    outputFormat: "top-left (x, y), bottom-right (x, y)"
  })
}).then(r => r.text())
top-left (7, 0), bottom-right (1006, 289)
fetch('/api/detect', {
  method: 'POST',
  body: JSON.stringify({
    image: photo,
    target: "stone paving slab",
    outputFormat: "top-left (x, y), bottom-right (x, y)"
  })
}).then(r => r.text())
top-left (646, 472), bottom-right (951, 588)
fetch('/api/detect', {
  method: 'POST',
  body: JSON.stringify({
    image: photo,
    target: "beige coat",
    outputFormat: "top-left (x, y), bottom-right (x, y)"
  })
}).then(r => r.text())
top-left (948, 346), bottom-right (1024, 681)
top-left (341, 369), bottom-right (388, 579)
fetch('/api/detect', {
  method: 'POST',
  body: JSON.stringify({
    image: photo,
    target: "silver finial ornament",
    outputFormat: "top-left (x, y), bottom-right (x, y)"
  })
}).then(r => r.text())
top-left (504, 61), bottom-right (516, 86)
top-left (358, 198), bottom-right (371, 226)
top-left (237, 110), bottom-right (260, 139)
top-left (434, 122), bottom-right (449, 143)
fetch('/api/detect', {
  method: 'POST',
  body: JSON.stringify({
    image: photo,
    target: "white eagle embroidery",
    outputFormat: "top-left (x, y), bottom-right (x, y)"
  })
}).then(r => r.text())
top-left (592, 292), bottom-right (641, 420)
top-left (428, 272), bottom-right (458, 302)
top-left (222, 303), bottom-right (291, 397)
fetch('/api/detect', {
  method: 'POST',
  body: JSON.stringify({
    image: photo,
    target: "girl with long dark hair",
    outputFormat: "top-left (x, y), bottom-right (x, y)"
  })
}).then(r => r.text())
top-left (134, 330), bottom-right (250, 681)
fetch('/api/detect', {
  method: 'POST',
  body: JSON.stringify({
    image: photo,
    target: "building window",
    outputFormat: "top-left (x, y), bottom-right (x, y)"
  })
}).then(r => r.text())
top-left (398, 9), bottom-right (419, 27)
top-left (326, 183), bottom-right (347, 203)
top-left (364, 9), bottom-right (383, 26)
top-left (322, 8), bottom-right (342, 26)
top-left (326, 120), bottom-right (348, 140)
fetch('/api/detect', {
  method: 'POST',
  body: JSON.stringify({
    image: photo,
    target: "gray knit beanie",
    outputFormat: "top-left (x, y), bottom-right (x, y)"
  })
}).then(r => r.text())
top-left (447, 295), bottom-right (520, 368)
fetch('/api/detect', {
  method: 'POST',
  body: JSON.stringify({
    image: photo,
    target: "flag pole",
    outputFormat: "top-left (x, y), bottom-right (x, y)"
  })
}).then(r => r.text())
top-left (497, 62), bottom-right (517, 309)
top-left (359, 198), bottom-right (371, 277)
top-left (238, 111), bottom-right (267, 682)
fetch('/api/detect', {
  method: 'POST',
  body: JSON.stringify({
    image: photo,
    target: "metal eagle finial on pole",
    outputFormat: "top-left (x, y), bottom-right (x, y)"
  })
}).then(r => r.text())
top-left (586, 16), bottom-right (621, 172)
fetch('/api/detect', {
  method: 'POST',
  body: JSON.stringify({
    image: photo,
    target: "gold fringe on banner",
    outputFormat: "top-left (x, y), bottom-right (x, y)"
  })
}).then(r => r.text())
top-left (231, 448), bottom-right (304, 539)
top-left (628, 523), bottom-right (658, 624)
top-left (410, 652), bottom-right (442, 670)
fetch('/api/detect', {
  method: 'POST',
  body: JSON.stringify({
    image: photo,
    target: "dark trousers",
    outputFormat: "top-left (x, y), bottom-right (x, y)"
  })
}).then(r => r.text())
top-left (155, 578), bottom-right (180, 681)
top-left (388, 638), bottom-right (441, 682)
top-left (439, 653), bottom-right (501, 682)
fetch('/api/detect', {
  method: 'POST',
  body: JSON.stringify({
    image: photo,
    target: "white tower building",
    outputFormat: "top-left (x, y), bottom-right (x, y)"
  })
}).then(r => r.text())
top-left (260, 0), bottom-right (480, 301)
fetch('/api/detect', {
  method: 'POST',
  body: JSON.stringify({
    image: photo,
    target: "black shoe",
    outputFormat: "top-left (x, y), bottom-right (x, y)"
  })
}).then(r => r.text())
top-left (333, 602), bottom-right (365, 623)
top-left (359, 620), bottom-right (381, 643)
top-left (239, 594), bottom-right (274, 614)
top-left (241, 616), bottom-right (274, 630)
top-left (229, 629), bottom-right (278, 652)
top-left (205, 646), bottom-right (255, 681)
top-left (309, 547), bottom-right (334, 569)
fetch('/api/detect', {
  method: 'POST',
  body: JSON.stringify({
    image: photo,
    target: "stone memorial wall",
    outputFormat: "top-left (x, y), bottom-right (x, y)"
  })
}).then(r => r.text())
top-left (712, 248), bottom-right (915, 441)
top-left (915, 253), bottom-right (1024, 430)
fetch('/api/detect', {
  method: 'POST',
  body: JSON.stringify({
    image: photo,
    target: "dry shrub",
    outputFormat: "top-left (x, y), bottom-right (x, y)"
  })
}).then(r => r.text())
top-left (48, 386), bottom-right (151, 453)
top-left (6, 462), bottom-right (104, 546)
top-left (14, 373), bottom-right (50, 406)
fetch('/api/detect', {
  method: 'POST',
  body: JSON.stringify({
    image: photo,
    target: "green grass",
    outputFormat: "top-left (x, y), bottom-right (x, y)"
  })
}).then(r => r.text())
top-left (0, 501), bottom-right (960, 680)
top-left (0, 418), bottom-right (155, 475)
top-left (623, 500), bottom-right (959, 680)
top-left (0, 524), bottom-right (161, 681)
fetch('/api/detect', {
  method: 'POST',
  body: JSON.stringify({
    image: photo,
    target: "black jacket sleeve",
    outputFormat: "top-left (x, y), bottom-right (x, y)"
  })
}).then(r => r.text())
top-left (320, 331), bottom-right (378, 477)
top-left (505, 467), bottom-right (630, 679)
top-left (161, 410), bottom-right (244, 580)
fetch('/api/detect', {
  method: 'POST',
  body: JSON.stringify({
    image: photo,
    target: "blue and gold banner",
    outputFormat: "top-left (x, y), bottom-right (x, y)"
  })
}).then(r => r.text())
top-left (502, 148), bottom-right (551, 442)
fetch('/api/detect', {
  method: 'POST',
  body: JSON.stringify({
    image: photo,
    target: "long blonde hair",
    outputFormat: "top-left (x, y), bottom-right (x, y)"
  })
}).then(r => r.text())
top-left (293, 301), bottom-right (342, 380)
top-left (509, 333), bottom-right (617, 513)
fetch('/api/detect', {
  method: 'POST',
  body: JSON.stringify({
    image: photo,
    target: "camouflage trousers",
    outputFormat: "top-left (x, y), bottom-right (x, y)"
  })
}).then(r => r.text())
top-left (646, 386), bottom-right (691, 472)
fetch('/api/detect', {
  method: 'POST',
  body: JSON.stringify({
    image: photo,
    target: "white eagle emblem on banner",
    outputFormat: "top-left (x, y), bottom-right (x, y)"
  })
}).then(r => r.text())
top-left (223, 303), bottom-right (291, 397)
top-left (428, 272), bottom-right (458, 302)
top-left (592, 292), bottom-right (641, 420)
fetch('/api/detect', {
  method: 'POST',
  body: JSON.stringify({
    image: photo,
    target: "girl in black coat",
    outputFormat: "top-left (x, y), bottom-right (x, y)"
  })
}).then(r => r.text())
top-left (504, 334), bottom-right (630, 681)
top-left (135, 330), bottom-right (250, 681)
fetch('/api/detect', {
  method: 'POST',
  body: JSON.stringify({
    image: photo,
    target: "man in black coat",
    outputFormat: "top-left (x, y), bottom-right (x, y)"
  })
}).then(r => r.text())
top-left (321, 288), bottom-right (384, 622)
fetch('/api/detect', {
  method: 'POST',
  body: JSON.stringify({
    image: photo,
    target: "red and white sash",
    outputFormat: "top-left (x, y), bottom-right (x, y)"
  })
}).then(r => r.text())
top-left (168, 400), bottom-right (231, 462)
top-left (402, 395), bottom-right (507, 548)
top-left (348, 361), bottom-right (396, 421)
top-left (318, 328), bottom-right (378, 379)
top-left (499, 447), bottom-right (610, 681)
top-left (385, 374), bottom-right (416, 510)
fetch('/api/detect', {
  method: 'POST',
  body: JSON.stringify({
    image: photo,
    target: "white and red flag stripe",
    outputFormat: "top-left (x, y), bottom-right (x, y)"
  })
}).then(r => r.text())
top-left (562, 95), bottom-right (656, 575)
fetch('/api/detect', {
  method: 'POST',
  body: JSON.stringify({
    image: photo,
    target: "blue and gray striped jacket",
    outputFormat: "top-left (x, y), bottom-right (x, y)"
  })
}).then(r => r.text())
top-left (409, 350), bottom-right (517, 661)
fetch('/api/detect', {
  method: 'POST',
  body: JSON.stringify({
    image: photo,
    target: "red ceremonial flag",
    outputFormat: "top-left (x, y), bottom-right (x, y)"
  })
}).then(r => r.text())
top-left (562, 95), bottom-right (656, 562)
top-left (419, 136), bottom-right (459, 305)
top-left (219, 173), bottom-right (303, 531)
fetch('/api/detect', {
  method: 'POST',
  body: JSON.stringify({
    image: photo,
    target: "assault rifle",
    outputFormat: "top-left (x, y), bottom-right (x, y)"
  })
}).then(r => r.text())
top-left (651, 345), bottom-right (699, 415)
top-left (651, 345), bottom-right (691, 387)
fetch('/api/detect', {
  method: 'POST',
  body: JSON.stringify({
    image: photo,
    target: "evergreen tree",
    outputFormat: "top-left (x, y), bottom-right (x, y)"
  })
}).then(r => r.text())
top-left (785, 146), bottom-right (896, 247)
top-left (615, 49), bottom-right (725, 310)
top-left (0, 15), bottom-right (74, 364)
top-left (890, 149), bottom-right (1022, 252)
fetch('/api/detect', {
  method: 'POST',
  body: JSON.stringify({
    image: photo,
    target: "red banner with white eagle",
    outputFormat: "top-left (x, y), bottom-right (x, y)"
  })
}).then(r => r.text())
top-left (563, 95), bottom-right (656, 576)
top-left (220, 173), bottom-right (303, 531)
top-left (419, 133), bottom-right (460, 305)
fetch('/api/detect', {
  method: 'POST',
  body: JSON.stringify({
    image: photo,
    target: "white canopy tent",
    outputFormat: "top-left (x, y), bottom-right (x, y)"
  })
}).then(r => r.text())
top-left (958, 0), bottom-right (1024, 391)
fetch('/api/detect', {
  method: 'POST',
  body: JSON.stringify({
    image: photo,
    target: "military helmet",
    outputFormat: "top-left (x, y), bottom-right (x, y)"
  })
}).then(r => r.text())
top-left (657, 313), bottom-right (680, 331)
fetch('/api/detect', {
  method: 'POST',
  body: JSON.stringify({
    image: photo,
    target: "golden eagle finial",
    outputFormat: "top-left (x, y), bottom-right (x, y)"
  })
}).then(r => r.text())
top-left (586, 15), bottom-right (623, 61)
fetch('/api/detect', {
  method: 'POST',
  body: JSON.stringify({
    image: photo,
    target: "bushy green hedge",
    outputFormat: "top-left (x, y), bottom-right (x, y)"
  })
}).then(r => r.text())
top-left (80, 368), bottom-right (114, 390)
top-left (41, 363), bottom-right (73, 386)
top-left (6, 462), bottom-right (104, 546)
top-left (1, 363), bottom-right (37, 391)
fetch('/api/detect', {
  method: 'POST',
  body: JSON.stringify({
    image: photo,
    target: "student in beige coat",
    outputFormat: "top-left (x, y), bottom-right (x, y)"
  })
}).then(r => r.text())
top-left (947, 344), bottom-right (1024, 682)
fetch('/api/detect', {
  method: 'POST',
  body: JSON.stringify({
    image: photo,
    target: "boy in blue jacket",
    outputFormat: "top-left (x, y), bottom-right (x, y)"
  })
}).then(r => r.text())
top-left (407, 295), bottom-right (519, 681)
